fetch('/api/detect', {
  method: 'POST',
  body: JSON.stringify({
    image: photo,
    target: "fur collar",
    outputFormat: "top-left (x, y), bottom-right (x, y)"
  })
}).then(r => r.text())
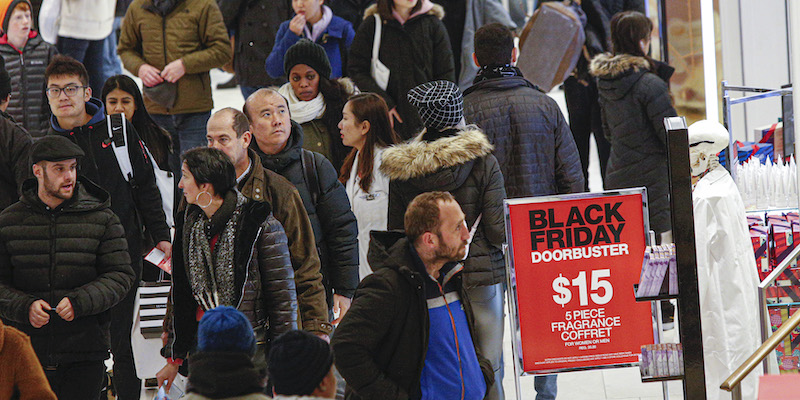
top-left (363, 3), bottom-right (445, 21)
top-left (589, 53), bottom-right (650, 78)
top-left (380, 126), bottom-right (493, 180)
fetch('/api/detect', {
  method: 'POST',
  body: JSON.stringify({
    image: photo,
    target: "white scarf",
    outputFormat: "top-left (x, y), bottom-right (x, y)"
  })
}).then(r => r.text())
top-left (303, 6), bottom-right (333, 42)
top-left (278, 82), bottom-right (327, 125)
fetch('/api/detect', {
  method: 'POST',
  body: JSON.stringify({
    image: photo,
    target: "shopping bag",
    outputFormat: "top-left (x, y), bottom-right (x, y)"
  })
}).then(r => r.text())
top-left (132, 281), bottom-right (171, 379)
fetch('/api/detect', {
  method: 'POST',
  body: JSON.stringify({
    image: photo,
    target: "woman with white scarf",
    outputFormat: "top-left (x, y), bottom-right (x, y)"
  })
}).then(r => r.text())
top-left (277, 39), bottom-right (356, 170)
top-left (266, 0), bottom-right (355, 79)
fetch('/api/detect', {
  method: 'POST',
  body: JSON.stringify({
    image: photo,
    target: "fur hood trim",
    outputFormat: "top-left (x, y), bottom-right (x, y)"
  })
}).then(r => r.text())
top-left (363, 3), bottom-right (445, 20)
top-left (590, 53), bottom-right (650, 78)
top-left (380, 126), bottom-right (493, 180)
top-left (336, 77), bottom-right (356, 95)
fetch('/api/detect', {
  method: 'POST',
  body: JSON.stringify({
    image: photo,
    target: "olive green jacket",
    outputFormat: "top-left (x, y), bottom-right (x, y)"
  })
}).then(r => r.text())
top-left (118, 0), bottom-right (232, 115)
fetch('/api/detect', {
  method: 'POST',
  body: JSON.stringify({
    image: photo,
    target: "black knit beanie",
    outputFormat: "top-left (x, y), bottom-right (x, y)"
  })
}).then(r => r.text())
top-left (283, 39), bottom-right (332, 79)
top-left (268, 330), bottom-right (334, 396)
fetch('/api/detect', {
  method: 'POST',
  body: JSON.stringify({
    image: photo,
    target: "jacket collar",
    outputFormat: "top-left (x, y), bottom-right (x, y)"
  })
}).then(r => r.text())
top-left (323, 16), bottom-right (351, 39)
top-left (239, 149), bottom-right (270, 202)
top-left (20, 177), bottom-right (111, 213)
top-left (380, 126), bottom-right (493, 181)
top-left (463, 74), bottom-right (542, 96)
top-left (589, 53), bottom-right (650, 79)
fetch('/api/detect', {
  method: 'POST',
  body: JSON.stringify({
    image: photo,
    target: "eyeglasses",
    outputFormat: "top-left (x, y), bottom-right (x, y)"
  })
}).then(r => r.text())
top-left (46, 85), bottom-right (87, 98)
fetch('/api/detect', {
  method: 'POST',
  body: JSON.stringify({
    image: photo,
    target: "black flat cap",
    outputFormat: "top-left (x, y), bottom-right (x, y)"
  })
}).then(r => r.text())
top-left (31, 136), bottom-right (85, 164)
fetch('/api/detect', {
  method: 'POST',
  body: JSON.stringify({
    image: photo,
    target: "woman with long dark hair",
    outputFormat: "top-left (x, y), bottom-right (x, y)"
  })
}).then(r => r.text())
top-left (338, 93), bottom-right (398, 279)
top-left (590, 11), bottom-right (676, 241)
top-left (102, 75), bottom-right (173, 172)
top-left (278, 39), bottom-right (354, 170)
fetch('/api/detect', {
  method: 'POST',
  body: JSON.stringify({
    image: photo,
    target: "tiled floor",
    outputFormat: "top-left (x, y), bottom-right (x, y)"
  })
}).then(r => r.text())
top-left (206, 70), bottom-right (689, 400)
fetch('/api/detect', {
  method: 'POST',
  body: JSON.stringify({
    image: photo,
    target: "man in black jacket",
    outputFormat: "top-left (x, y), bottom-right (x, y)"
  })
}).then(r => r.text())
top-left (45, 55), bottom-right (171, 399)
top-left (0, 56), bottom-right (32, 212)
top-left (0, 135), bottom-right (135, 400)
top-left (244, 88), bottom-right (358, 329)
top-left (462, 24), bottom-right (584, 400)
top-left (332, 192), bottom-right (493, 400)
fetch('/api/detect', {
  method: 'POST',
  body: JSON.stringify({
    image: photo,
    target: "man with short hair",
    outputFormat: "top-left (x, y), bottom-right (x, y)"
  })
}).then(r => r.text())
top-left (44, 54), bottom-right (171, 400)
top-left (0, 135), bottom-right (135, 400)
top-left (332, 191), bottom-right (493, 400)
top-left (244, 89), bottom-right (358, 326)
top-left (463, 23), bottom-right (584, 400)
top-left (206, 107), bottom-right (331, 336)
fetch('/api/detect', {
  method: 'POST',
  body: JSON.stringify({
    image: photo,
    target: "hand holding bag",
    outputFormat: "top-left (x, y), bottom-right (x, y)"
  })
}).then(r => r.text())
top-left (370, 14), bottom-right (390, 91)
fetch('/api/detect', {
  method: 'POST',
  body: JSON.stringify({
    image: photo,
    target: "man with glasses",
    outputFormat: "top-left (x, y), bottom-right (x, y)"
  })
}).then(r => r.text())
top-left (44, 54), bottom-right (171, 400)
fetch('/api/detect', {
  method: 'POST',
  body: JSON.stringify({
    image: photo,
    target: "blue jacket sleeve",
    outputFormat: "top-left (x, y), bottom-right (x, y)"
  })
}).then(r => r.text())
top-left (266, 21), bottom-right (302, 79)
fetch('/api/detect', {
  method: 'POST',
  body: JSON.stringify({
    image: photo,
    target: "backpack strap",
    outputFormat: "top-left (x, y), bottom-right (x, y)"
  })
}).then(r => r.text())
top-left (107, 113), bottom-right (134, 184)
top-left (301, 149), bottom-right (321, 206)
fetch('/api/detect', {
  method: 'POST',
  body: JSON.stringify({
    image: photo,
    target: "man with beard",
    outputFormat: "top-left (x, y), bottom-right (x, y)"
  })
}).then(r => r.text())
top-left (332, 191), bottom-right (493, 400)
top-left (0, 135), bottom-right (135, 400)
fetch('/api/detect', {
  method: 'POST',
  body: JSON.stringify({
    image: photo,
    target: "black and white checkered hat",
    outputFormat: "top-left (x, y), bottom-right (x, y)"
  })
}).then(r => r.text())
top-left (407, 80), bottom-right (463, 130)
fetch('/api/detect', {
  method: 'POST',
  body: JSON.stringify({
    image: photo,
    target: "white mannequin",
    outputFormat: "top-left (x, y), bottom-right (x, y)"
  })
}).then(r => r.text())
top-left (689, 120), bottom-right (762, 400)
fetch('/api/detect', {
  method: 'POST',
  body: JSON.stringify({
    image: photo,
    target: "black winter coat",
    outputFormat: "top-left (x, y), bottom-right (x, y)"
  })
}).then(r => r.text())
top-left (590, 54), bottom-right (676, 234)
top-left (329, 0), bottom-right (375, 31)
top-left (170, 194), bottom-right (298, 359)
top-left (252, 122), bottom-right (359, 305)
top-left (332, 231), bottom-right (493, 400)
top-left (464, 75), bottom-right (584, 197)
top-left (348, 4), bottom-right (455, 140)
top-left (0, 34), bottom-right (57, 137)
top-left (0, 178), bottom-right (135, 365)
top-left (217, 0), bottom-right (292, 88)
top-left (0, 111), bottom-right (31, 212)
top-left (48, 98), bottom-right (171, 276)
top-left (381, 127), bottom-right (506, 287)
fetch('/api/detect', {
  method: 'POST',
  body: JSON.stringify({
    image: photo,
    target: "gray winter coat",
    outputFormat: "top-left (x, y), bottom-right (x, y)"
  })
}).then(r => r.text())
top-left (381, 127), bottom-right (506, 287)
top-left (455, 0), bottom-right (515, 90)
top-left (463, 75), bottom-right (584, 197)
top-left (0, 34), bottom-right (57, 137)
top-left (590, 53), bottom-right (676, 234)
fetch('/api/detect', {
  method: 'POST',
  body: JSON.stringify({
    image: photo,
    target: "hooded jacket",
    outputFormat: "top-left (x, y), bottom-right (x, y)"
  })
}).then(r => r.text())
top-left (170, 196), bottom-right (298, 361)
top-left (183, 351), bottom-right (269, 400)
top-left (252, 121), bottom-right (359, 307)
top-left (590, 53), bottom-right (676, 234)
top-left (0, 110), bottom-right (31, 212)
top-left (217, 0), bottom-right (292, 89)
top-left (0, 318), bottom-right (57, 400)
top-left (266, 13), bottom-right (355, 80)
top-left (380, 127), bottom-right (506, 288)
top-left (118, 0), bottom-right (232, 115)
top-left (463, 74), bottom-right (584, 197)
top-left (239, 149), bottom-right (331, 334)
top-left (332, 231), bottom-right (493, 400)
top-left (0, 31), bottom-right (57, 137)
top-left (347, 3), bottom-right (455, 140)
top-left (48, 97), bottom-right (171, 274)
top-left (0, 178), bottom-right (135, 365)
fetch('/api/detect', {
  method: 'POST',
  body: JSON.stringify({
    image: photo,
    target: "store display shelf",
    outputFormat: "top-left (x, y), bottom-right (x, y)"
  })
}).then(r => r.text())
top-left (640, 375), bottom-right (684, 383)
top-left (633, 284), bottom-right (679, 302)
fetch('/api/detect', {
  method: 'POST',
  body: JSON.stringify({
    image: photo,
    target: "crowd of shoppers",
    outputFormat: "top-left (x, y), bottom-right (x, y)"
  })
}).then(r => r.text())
top-left (0, 1), bottom-right (685, 399)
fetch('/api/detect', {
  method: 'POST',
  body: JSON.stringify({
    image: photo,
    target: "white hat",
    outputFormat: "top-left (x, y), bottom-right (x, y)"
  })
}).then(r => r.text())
top-left (688, 120), bottom-right (729, 153)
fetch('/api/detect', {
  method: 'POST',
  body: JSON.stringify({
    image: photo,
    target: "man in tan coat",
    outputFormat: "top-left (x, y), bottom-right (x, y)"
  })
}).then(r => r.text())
top-left (118, 0), bottom-right (231, 173)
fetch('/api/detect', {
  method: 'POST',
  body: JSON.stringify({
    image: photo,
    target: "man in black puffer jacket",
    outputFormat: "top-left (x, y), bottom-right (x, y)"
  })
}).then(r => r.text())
top-left (245, 88), bottom-right (358, 329)
top-left (463, 23), bottom-right (584, 199)
top-left (381, 80), bottom-right (506, 400)
top-left (0, 136), bottom-right (135, 400)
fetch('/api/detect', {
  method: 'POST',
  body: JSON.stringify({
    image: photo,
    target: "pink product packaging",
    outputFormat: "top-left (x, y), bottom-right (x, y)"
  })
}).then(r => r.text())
top-left (747, 213), bottom-right (765, 228)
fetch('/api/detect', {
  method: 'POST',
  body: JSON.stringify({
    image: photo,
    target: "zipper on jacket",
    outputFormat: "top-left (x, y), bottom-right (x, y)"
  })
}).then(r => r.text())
top-left (235, 226), bottom-right (262, 309)
top-left (435, 279), bottom-right (465, 400)
top-left (48, 211), bottom-right (56, 365)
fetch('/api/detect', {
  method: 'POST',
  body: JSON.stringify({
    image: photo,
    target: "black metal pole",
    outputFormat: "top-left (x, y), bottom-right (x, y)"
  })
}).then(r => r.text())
top-left (664, 116), bottom-right (707, 399)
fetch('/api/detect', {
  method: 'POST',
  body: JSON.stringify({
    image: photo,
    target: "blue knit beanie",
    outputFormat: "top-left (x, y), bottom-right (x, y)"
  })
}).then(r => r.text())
top-left (197, 306), bottom-right (256, 355)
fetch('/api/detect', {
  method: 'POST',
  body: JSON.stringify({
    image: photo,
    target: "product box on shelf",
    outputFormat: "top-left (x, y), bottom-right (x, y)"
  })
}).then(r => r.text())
top-left (756, 122), bottom-right (784, 160)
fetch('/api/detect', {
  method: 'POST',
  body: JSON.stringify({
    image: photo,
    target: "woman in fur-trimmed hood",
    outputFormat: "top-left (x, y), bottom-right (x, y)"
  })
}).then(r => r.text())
top-left (590, 11), bottom-right (676, 237)
top-left (380, 80), bottom-right (506, 289)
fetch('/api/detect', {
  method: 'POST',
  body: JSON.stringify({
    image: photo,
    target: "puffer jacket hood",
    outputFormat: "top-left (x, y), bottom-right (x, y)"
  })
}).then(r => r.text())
top-left (590, 53), bottom-right (651, 101)
top-left (367, 230), bottom-right (417, 275)
top-left (380, 126), bottom-right (493, 191)
top-left (363, 2), bottom-right (445, 21)
top-left (20, 176), bottom-right (111, 212)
